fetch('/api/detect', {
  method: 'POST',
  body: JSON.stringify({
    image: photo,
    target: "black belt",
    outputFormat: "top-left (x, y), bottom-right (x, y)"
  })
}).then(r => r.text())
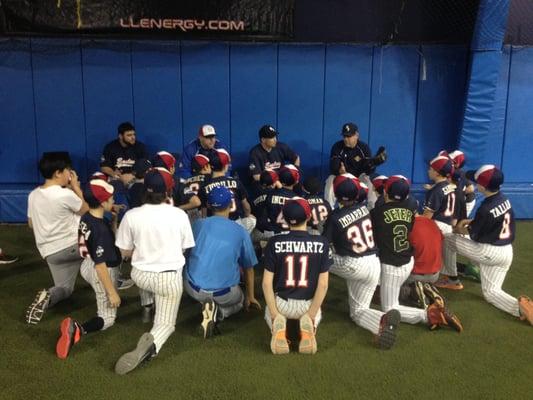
top-left (188, 280), bottom-right (231, 296)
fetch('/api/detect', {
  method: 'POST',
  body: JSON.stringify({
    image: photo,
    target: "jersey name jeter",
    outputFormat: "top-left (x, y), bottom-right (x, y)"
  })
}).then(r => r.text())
top-left (274, 241), bottom-right (324, 254)
top-left (383, 208), bottom-right (413, 224)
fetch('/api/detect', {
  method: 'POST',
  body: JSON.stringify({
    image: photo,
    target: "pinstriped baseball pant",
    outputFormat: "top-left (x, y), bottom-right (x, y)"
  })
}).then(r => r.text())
top-left (434, 220), bottom-right (453, 273)
top-left (80, 258), bottom-right (119, 330)
top-left (265, 296), bottom-right (322, 330)
top-left (330, 253), bottom-right (383, 335)
top-left (442, 234), bottom-right (520, 317)
top-left (131, 267), bottom-right (183, 352)
top-left (380, 258), bottom-right (428, 324)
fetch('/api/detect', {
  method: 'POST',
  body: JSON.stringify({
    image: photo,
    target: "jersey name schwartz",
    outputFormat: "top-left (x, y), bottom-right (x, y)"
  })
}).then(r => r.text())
top-left (274, 241), bottom-right (324, 254)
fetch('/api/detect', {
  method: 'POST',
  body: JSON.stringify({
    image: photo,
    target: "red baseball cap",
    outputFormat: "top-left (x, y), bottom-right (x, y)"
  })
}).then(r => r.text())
top-left (466, 165), bottom-right (503, 191)
top-left (283, 197), bottom-right (311, 225)
top-left (333, 173), bottom-right (361, 201)
top-left (278, 164), bottom-right (300, 186)
top-left (384, 175), bottom-right (410, 201)
top-left (430, 155), bottom-right (453, 177)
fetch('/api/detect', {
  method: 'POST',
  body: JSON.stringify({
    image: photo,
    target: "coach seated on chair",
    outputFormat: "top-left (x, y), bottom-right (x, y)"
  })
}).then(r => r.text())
top-left (100, 121), bottom-right (149, 187)
top-left (180, 124), bottom-right (229, 179)
top-left (248, 125), bottom-right (300, 183)
top-left (184, 186), bottom-right (261, 339)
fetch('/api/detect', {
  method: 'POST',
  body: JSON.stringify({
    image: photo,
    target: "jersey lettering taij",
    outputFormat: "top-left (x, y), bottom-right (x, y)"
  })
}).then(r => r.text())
top-left (330, 140), bottom-right (372, 177)
top-left (199, 175), bottom-right (248, 220)
top-left (248, 142), bottom-right (298, 176)
top-left (304, 194), bottom-right (332, 230)
top-left (371, 200), bottom-right (415, 266)
top-left (424, 181), bottom-right (455, 225)
top-left (78, 213), bottom-right (121, 268)
top-left (263, 187), bottom-right (297, 233)
top-left (324, 204), bottom-right (378, 258)
top-left (263, 230), bottom-right (332, 301)
top-left (468, 192), bottom-right (515, 246)
top-left (183, 173), bottom-right (208, 195)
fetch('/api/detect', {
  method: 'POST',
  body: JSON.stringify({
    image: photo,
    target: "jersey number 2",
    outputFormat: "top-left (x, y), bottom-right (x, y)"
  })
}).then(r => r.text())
top-left (285, 255), bottom-right (309, 288)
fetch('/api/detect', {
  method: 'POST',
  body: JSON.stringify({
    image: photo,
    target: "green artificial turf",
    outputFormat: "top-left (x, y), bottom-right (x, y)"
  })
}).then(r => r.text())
top-left (1, 223), bottom-right (532, 400)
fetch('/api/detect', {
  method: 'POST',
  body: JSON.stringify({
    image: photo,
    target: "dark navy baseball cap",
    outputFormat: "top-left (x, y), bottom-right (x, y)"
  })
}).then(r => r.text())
top-left (208, 186), bottom-right (234, 210)
top-left (259, 125), bottom-right (278, 139)
top-left (333, 173), bottom-right (360, 201)
top-left (384, 175), bottom-right (410, 201)
top-left (283, 197), bottom-right (311, 225)
top-left (152, 151), bottom-right (177, 171)
top-left (371, 174), bottom-right (388, 195)
top-left (144, 167), bottom-right (175, 194)
top-left (303, 176), bottom-right (322, 195)
top-left (466, 165), bottom-right (503, 192)
top-left (341, 122), bottom-right (359, 137)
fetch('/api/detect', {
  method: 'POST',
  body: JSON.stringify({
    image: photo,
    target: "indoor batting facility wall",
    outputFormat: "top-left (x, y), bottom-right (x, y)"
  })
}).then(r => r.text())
top-left (0, 38), bottom-right (531, 221)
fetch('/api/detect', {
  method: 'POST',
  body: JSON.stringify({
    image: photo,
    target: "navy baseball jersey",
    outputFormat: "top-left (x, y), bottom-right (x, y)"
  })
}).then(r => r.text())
top-left (100, 139), bottom-right (148, 173)
top-left (78, 213), bottom-right (121, 268)
top-left (305, 194), bottom-right (332, 231)
top-left (248, 142), bottom-right (298, 176)
top-left (468, 192), bottom-right (515, 245)
top-left (173, 179), bottom-right (195, 208)
top-left (183, 173), bottom-right (208, 195)
top-left (453, 184), bottom-right (467, 222)
top-left (324, 204), bottom-right (378, 258)
top-left (252, 187), bottom-right (274, 232)
top-left (263, 187), bottom-right (297, 233)
top-left (330, 140), bottom-right (372, 177)
top-left (200, 176), bottom-right (248, 220)
top-left (371, 200), bottom-right (415, 266)
top-left (424, 181), bottom-right (455, 225)
top-left (263, 230), bottom-right (332, 300)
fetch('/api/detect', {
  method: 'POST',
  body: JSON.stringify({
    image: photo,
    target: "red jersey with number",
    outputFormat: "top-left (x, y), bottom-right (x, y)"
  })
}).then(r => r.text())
top-left (408, 216), bottom-right (443, 275)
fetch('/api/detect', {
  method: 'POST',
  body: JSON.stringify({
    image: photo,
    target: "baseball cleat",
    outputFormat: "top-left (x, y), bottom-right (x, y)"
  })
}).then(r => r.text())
top-left (376, 309), bottom-right (401, 350)
top-left (434, 276), bottom-right (464, 291)
top-left (442, 308), bottom-right (463, 333)
top-left (298, 314), bottom-right (317, 355)
top-left (270, 314), bottom-right (289, 355)
top-left (56, 317), bottom-right (82, 359)
top-left (518, 296), bottom-right (533, 326)
top-left (26, 289), bottom-right (50, 325)
top-left (115, 333), bottom-right (156, 375)
top-left (200, 300), bottom-right (218, 339)
top-left (117, 278), bottom-right (135, 291)
top-left (0, 252), bottom-right (18, 264)
top-left (458, 262), bottom-right (481, 282)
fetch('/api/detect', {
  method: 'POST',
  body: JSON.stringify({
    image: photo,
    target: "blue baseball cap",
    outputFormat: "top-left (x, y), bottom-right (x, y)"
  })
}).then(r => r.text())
top-left (208, 186), bottom-right (234, 210)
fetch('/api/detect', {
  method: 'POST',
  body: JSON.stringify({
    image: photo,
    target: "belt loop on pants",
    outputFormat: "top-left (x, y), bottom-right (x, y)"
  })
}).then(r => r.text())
top-left (188, 280), bottom-right (231, 296)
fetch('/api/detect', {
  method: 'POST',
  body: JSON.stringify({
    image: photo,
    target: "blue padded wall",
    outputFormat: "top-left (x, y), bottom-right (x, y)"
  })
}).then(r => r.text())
top-left (369, 46), bottom-right (419, 178)
top-left (502, 46), bottom-right (533, 182)
top-left (322, 44), bottom-right (373, 178)
top-left (229, 43), bottom-right (278, 178)
top-left (0, 39), bottom-right (38, 184)
top-left (181, 42), bottom-right (230, 147)
top-left (131, 41), bottom-right (182, 157)
top-left (82, 40), bottom-right (134, 174)
top-left (278, 44), bottom-right (325, 178)
top-left (2, 38), bottom-right (533, 221)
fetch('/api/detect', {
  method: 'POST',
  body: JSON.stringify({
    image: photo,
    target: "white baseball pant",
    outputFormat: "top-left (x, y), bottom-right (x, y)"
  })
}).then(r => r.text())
top-left (330, 253), bottom-right (383, 335)
top-left (466, 199), bottom-right (476, 218)
top-left (380, 258), bottom-right (428, 324)
top-left (131, 267), bottom-right (183, 352)
top-left (80, 258), bottom-right (119, 330)
top-left (442, 234), bottom-right (520, 317)
top-left (265, 296), bottom-right (322, 330)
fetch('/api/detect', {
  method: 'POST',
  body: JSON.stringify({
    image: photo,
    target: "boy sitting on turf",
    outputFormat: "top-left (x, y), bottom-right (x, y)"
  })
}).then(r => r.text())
top-left (262, 197), bottom-right (331, 355)
top-left (56, 179), bottom-right (122, 359)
